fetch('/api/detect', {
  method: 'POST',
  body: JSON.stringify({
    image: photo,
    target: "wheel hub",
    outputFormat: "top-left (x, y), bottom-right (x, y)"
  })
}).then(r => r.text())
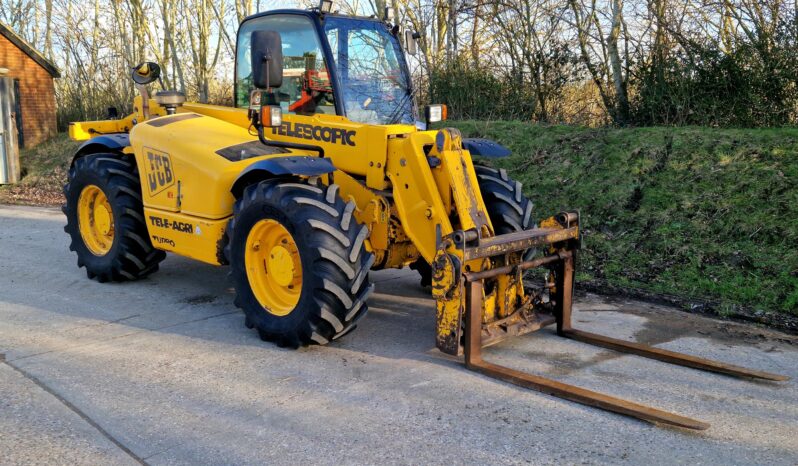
top-left (268, 245), bottom-right (295, 287)
top-left (77, 185), bottom-right (115, 256)
top-left (94, 203), bottom-right (112, 235)
top-left (245, 219), bottom-right (302, 316)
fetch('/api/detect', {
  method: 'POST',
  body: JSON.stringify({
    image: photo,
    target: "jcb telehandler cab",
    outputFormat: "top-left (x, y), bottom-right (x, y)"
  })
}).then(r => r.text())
top-left (64, 6), bottom-right (787, 430)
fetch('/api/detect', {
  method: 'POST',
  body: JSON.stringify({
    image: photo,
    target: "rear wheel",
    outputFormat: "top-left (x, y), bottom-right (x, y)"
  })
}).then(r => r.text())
top-left (475, 165), bottom-right (536, 260)
top-left (475, 166), bottom-right (535, 234)
top-left (226, 179), bottom-right (374, 348)
top-left (63, 153), bottom-right (165, 282)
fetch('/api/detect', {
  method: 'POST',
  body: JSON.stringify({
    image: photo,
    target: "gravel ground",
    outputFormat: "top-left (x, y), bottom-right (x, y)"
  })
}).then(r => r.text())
top-left (1, 205), bottom-right (796, 465)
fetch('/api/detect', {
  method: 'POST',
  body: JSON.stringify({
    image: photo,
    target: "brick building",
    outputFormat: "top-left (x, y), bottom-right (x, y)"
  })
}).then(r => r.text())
top-left (0, 22), bottom-right (59, 148)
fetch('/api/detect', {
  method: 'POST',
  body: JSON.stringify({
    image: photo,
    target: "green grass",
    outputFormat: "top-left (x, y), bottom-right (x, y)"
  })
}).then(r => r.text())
top-left (448, 121), bottom-right (798, 316)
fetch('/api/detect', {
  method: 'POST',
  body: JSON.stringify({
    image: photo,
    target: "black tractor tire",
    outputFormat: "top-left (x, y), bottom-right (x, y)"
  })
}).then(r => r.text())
top-left (411, 165), bottom-right (536, 286)
top-left (63, 153), bottom-right (166, 282)
top-left (226, 179), bottom-right (375, 348)
top-left (475, 165), bottom-right (536, 260)
top-left (475, 165), bottom-right (535, 235)
top-left (410, 259), bottom-right (432, 288)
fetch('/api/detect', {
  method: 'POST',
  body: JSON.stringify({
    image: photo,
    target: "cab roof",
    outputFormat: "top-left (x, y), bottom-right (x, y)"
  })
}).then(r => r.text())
top-left (242, 8), bottom-right (389, 25)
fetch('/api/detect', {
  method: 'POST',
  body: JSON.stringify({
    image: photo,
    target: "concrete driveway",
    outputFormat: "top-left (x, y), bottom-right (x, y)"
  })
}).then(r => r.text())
top-left (1, 205), bottom-right (796, 465)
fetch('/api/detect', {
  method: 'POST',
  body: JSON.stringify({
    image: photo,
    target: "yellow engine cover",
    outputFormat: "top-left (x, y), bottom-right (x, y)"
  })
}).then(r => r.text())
top-left (130, 112), bottom-right (304, 265)
top-left (131, 113), bottom-right (260, 218)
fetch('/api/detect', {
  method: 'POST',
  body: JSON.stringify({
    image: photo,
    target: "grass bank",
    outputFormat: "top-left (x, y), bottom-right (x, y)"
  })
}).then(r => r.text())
top-left (0, 134), bottom-right (79, 206)
top-left (449, 121), bottom-right (798, 317)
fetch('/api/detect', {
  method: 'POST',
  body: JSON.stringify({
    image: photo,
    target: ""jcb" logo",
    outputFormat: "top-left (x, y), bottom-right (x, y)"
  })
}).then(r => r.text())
top-left (145, 148), bottom-right (174, 196)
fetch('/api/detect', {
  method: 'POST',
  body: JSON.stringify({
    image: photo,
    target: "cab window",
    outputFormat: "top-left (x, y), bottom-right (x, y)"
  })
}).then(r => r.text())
top-left (235, 15), bottom-right (335, 115)
top-left (323, 17), bottom-right (413, 125)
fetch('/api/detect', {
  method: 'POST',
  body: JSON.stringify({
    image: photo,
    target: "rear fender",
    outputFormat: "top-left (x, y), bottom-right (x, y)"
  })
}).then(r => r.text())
top-left (71, 134), bottom-right (130, 167)
top-left (231, 156), bottom-right (336, 198)
top-left (462, 138), bottom-right (511, 158)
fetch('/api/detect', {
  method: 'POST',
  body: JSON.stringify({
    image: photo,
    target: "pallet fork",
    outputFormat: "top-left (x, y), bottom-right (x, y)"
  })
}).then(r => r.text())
top-left (436, 212), bottom-right (788, 430)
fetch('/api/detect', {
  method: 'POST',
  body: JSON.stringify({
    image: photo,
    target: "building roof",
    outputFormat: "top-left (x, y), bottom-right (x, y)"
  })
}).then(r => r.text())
top-left (0, 22), bottom-right (60, 78)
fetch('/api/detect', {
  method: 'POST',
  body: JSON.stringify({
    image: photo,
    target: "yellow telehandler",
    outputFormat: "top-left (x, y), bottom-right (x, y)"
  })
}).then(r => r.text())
top-left (64, 5), bottom-right (787, 430)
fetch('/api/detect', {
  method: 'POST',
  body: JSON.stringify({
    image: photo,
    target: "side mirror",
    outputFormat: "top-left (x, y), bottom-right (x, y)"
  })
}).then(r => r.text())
top-left (251, 30), bottom-right (283, 89)
top-left (131, 62), bottom-right (161, 85)
top-left (404, 30), bottom-right (418, 56)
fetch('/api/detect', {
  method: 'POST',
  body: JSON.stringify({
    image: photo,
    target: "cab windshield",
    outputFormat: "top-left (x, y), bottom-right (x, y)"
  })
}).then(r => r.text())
top-left (324, 17), bottom-right (414, 125)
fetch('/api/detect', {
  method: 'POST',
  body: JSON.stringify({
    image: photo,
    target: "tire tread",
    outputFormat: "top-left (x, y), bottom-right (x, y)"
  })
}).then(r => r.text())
top-left (227, 179), bottom-right (374, 347)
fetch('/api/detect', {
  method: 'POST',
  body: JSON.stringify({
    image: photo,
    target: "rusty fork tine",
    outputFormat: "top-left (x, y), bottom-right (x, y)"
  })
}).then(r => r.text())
top-left (469, 359), bottom-right (710, 430)
top-left (464, 280), bottom-right (711, 430)
top-left (560, 329), bottom-right (790, 382)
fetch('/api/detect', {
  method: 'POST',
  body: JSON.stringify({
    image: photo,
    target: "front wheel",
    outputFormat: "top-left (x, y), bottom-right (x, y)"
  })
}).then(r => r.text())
top-left (226, 180), bottom-right (375, 348)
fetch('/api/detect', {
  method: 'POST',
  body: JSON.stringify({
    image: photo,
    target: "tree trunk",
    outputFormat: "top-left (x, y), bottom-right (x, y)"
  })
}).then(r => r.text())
top-left (44, 0), bottom-right (53, 59)
top-left (607, 0), bottom-right (629, 124)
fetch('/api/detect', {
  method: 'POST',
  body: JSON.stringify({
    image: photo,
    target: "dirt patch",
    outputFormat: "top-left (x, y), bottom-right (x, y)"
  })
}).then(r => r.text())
top-left (580, 291), bottom-right (798, 348)
top-left (0, 181), bottom-right (66, 207)
top-left (580, 280), bottom-right (798, 336)
top-left (0, 134), bottom-right (75, 207)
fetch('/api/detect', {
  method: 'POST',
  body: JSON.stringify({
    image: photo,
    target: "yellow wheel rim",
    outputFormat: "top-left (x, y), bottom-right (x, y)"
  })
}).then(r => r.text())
top-left (77, 185), bottom-right (115, 256)
top-left (245, 219), bottom-right (303, 316)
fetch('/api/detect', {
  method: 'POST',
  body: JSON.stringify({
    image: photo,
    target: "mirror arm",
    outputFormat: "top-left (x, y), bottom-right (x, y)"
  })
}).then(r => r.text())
top-left (135, 83), bottom-right (150, 120)
top-left (265, 57), bottom-right (270, 90)
top-left (256, 125), bottom-right (326, 158)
